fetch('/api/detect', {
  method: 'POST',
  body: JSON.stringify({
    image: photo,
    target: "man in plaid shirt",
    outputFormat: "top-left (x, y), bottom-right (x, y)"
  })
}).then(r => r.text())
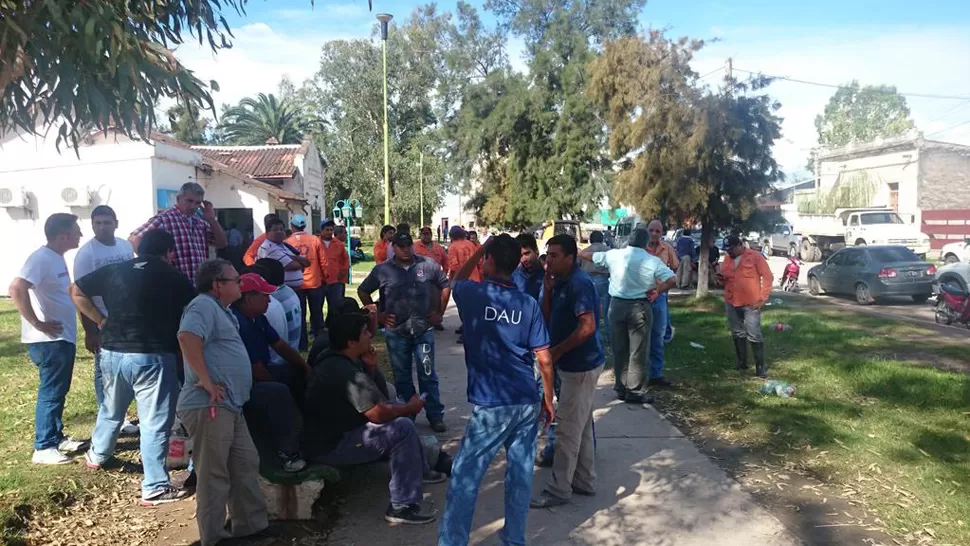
top-left (130, 182), bottom-right (228, 284)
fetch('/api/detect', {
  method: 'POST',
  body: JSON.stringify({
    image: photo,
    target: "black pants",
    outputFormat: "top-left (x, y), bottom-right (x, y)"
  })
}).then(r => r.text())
top-left (297, 286), bottom-right (325, 350)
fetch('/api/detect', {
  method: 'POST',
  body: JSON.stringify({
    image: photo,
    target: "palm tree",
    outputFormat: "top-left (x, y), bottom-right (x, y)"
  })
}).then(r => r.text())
top-left (218, 93), bottom-right (313, 145)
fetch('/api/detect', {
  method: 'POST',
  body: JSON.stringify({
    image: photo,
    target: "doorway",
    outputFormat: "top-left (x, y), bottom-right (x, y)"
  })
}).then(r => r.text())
top-left (216, 208), bottom-right (253, 270)
top-left (888, 183), bottom-right (899, 212)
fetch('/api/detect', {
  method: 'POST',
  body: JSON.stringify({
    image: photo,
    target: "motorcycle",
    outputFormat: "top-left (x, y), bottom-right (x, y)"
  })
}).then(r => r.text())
top-left (779, 256), bottom-right (801, 292)
top-left (349, 237), bottom-right (366, 263)
top-left (934, 282), bottom-right (970, 327)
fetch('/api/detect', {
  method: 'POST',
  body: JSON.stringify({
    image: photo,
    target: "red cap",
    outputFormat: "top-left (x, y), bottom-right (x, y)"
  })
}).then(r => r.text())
top-left (239, 273), bottom-right (276, 295)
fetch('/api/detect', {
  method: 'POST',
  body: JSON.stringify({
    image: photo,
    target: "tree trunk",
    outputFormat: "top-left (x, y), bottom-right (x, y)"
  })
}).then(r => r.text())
top-left (695, 222), bottom-right (714, 298)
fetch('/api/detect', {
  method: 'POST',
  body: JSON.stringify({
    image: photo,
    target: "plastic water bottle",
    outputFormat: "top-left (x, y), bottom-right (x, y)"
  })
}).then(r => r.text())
top-left (759, 380), bottom-right (796, 398)
top-left (774, 323), bottom-right (792, 332)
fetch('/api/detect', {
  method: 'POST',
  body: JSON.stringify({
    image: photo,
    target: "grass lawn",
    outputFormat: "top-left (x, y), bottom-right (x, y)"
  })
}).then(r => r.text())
top-left (661, 295), bottom-right (970, 545)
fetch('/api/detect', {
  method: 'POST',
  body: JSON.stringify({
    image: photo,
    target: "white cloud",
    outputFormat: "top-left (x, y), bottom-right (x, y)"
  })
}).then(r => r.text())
top-left (693, 26), bottom-right (970, 178)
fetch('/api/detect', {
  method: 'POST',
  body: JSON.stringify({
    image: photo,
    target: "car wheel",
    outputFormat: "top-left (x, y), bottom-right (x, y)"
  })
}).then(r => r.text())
top-left (935, 299), bottom-right (953, 325)
top-left (855, 282), bottom-right (874, 305)
top-left (788, 244), bottom-right (797, 258)
top-left (944, 254), bottom-right (959, 265)
top-left (808, 275), bottom-right (821, 296)
top-left (911, 294), bottom-right (930, 304)
top-left (761, 240), bottom-right (772, 256)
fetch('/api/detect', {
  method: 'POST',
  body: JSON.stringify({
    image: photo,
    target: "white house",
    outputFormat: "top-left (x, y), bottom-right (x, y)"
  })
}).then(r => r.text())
top-left (0, 130), bottom-right (322, 288)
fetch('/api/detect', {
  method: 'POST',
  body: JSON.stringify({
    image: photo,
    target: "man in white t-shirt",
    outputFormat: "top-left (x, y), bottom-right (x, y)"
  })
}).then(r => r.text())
top-left (257, 217), bottom-right (308, 289)
top-left (73, 206), bottom-right (138, 435)
top-left (254, 259), bottom-right (302, 352)
top-left (8, 214), bottom-right (87, 465)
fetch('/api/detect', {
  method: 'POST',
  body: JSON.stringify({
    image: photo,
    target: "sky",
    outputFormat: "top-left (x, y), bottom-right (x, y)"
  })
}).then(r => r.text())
top-left (173, 0), bottom-right (970, 180)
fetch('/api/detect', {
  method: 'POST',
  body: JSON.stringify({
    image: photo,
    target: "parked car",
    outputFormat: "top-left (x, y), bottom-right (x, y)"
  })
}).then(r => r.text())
top-left (807, 245), bottom-right (936, 305)
top-left (935, 260), bottom-right (970, 292)
top-left (939, 238), bottom-right (970, 264)
top-left (761, 223), bottom-right (799, 257)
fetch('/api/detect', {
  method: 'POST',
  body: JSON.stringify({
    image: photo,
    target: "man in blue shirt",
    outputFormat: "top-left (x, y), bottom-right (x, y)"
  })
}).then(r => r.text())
top-left (439, 234), bottom-right (555, 545)
top-left (580, 228), bottom-right (676, 404)
top-left (531, 234), bottom-right (604, 510)
top-left (675, 227), bottom-right (697, 289)
top-left (231, 273), bottom-right (310, 473)
top-left (512, 233), bottom-right (543, 301)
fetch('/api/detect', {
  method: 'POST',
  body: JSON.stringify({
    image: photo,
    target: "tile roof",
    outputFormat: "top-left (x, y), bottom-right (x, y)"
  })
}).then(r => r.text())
top-left (200, 157), bottom-right (305, 202)
top-left (192, 145), bottom-right (302, 179)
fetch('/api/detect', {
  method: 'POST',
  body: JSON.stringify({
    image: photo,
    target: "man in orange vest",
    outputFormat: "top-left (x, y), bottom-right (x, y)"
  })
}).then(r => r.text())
top-left (716, 235), bottom-right (773, 378)
top-left (285, 214), bottom-right (328, 349)
top-left (319, 220), bottom-right (350, 324)
top-left (415, 226), bottom-right (449, 331)
top-left (373, 225), bottom-right (395, 264)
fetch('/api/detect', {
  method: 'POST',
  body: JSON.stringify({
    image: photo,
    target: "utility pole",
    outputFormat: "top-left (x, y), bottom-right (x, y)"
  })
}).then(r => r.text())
top-left (725, 57), bottom-right (733, 81)
top-left (419, 152), bottom-right (424, 227)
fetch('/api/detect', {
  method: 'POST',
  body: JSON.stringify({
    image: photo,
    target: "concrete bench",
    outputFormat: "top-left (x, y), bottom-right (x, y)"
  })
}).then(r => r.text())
top-left (256, 444), bottom-right (341, 521)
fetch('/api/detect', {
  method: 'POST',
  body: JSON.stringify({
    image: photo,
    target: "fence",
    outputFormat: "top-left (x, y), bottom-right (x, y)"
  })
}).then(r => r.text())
top-left (921, 209), bottom-right (970, 250)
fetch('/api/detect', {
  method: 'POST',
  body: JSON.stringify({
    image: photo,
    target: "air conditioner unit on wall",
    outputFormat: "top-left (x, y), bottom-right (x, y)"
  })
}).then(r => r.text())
top-left (0, 186), bottom-right (29, 208)
top-left (61, 186), bottom-right (91, 207)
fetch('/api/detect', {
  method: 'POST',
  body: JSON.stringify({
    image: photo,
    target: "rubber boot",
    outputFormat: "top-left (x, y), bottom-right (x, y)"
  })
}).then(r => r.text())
top-left (733, 337), bottom-right (748, 370)
top-left (753, 342), bottom-right (767, 378)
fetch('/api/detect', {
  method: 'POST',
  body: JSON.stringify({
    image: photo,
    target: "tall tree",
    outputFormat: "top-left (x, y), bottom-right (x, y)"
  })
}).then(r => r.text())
top-left (160, 101), bottom-right (209, 144)
top-left (218, 93), bottom-right (310, 145)
top-left (808, 81), bottom-right (915, 170)
top-left (589, 33), bottom-right (784, 296)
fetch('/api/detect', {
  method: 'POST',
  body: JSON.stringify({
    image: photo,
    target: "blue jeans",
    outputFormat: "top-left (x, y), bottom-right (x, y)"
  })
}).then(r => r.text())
top-left (439, 404), bottom-right (539, 546)
top-left (88, 350), bottom-right (178, 496)
top-left (664, 304), bottom-right (673, 342)
top-left (591, 276), bottom-right (611, 344)
top-left (385, 330), bottom-right (444, 421)
top-left (94, 350), bottom-right (104, 406)
top-left (649, 294), bottom-right (669, 379)
top-left (26, 341), bottom-right (76, 450)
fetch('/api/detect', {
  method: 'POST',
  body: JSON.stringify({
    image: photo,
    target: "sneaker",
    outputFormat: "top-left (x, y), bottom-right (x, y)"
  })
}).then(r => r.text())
top-left (32, 447), bottom-right (72, 465)
top-left (534, 454), bottom-right (553, 468)
top-left (279, 452), bottom-right (307, 473)
top-left (530, 491), bottom-right (569, 509)
top-left (422, 470), bottom-right (447, 484)
top-left (647, 377), bottom-right (675, 389)
top-left (664, 326), bottom-right (676, 344)
top-left (624, 392), bottom-right (655, 405)
top-left (83, 450), bottom-right (101, 470)
top-left (384, 503), bottom-right (436, 525)
top-left (180, 470), bottom-right (197, 491)
top-left (138, 486), bottom-right (189, 507)
top-left (58, 436), bottom-right (88, 453)
top-left (571, 485), bottom-right (596, 496)
top-left (429, 420), bottom-right (447, 433)
top-left (119, 421), bottom-right (140, 436)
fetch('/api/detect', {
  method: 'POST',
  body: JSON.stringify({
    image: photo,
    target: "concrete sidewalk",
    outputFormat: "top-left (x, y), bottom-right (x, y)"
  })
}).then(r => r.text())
top-left (322, 312), bottom-right (801, 546)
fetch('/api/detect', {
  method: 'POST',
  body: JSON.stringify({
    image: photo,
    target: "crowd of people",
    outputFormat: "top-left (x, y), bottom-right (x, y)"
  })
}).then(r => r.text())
top-left (9, 181), bottom-right (776, 545)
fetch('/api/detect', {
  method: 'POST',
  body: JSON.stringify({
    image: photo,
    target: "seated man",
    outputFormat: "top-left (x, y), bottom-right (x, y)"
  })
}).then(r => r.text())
top-left (232, 273), bottom-right (310, 472)
top-left (308, 297), bottom-right (378, 368)
top-left (304, 313), bottom-right (443, 525)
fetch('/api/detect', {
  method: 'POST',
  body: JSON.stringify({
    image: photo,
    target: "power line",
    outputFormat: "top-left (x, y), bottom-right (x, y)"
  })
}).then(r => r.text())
top-left (733, 68), bottom-right (970, 101)
top-left (697, 66), bottom-right (723, 81)
top-left (926, 119), bottom-right (970, 138)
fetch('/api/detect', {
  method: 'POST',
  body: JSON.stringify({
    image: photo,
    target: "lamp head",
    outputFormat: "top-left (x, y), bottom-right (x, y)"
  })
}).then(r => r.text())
top-left (376, 13), bottom-right (393, 39)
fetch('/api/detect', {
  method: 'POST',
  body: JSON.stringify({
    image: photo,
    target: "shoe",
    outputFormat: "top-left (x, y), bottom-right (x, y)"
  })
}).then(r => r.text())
top-left (534, 454), bottom-right (553, 468)
top-left (664, 326), bottom-right (676, 344)
top-left (58, 436), bottom-right (88, 453)
top-left (422, 470), bottom-right (447, 484)
top-left (433, 324), bottom-right (444, 331)
top-left (530, 491), bottom-right (569, 509)
top-left (139, 486), bottom-right (189, 507)
top-left (429, 420), bottom-right (447, 433)
top-left (83, 450), bottom-right (101, 470)
top-left (614, 390), bottom-right (627, 402)
top-left (455, 326), bottom-right (463, 335)
top-left (119, 421), bottom-right (140, 436)
top-left (384, 503), bottom-right (436, 525)
top-left (571, 485), bottom-right (595, 496)
top-left (647, 377), bottom-right (675, 389)
top-left (279, 452), bottom-right (307, 473)
top-left (624, 392), bottom-right (655, 405)
top-left (32, 447), bottom-right (72, 465)
top-left (181, 470), bottom-right (197, 491)
top-left (241, 523), bottom-right (283, 539)
top-left (456, 335), bottom-right (463, 345)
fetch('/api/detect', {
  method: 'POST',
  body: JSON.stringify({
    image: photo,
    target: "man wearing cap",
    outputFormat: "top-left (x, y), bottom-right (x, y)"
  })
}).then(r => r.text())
top-left (358, 231), bottom-right (450, 433)
top-left (286, 214), bottom-right (328, 348)
top-left (319, 220), bottom-right (351, 324)
top-left (231, 272), bottom-right (309, 472)
top-left (716, 236), bottom-right (773, 378)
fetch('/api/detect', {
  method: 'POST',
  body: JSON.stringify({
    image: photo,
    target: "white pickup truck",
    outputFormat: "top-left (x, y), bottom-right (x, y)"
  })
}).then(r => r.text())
top-left (791, 208), bottom-right (931, 262)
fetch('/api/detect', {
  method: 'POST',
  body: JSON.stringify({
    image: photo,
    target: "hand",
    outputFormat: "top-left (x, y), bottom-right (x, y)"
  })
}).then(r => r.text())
top-left (361, 346), bottom-right (378, 369)
top-left (196, 378), bottom-right (226, 405)
top-left (84, 331), bottom-right (100, 354)
top-left (363, 304), bottom-right (378, 315)
top-left (201, 200), bottom-right (217, 222)
top-left (378, 313), bottom-right (396, 328)
top-left (540, 396), bottom-right (556, 429)
top-left (543, 266), bottom-right (555, 288)
top-left (751, 300), bottom-right (766, 311)
top-left (428, 310), bottom-right (443, 326)
top-left (646, 289), bottom-right (659, 303)
top-left (33, 320), bottom-right (63, 338)
top-left (405, 394), bottom-right (425, 414)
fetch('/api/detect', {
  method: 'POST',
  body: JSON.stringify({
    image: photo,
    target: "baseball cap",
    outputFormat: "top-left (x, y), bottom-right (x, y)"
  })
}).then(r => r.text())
top-left (290, 214), bottom-right (307, 229)
top-left (392, 231), bottom-right (414, 247)
top-left (723, 235), bottom-right (742, 249)
top-left (239, 273), bottom-right (277, 295)
top-left (449, 225), bottom-right (465, 238)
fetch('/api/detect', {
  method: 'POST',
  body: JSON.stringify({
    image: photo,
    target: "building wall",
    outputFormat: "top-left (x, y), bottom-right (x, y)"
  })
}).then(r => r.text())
top-left (918, 145), bottom-right (970, 249)
top-left (297, 143), bottom-right (326, 215)
top-left (817, 147), bottom-right (921, 224)
top-left (0, 134), bottom-right (157, 287)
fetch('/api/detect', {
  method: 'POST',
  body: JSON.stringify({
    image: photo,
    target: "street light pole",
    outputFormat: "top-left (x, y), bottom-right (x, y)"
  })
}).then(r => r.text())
top-left (419, 151), bottom-right (424, 228)
top-left (377, 13), bottom-right (393, 225)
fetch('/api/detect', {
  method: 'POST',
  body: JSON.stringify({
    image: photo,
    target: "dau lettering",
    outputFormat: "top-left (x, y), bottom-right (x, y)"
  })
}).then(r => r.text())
top-left (484, 305), bottom-right (522, 325)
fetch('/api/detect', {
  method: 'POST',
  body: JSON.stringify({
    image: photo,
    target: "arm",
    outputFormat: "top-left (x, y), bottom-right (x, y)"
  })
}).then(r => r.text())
top-left (541, 271), bottom-right (554, 322)
top-left (128, 216), bottom-right (159, 252)
top-left (201, 201), bottom-right (228, 249)
top-left (452, 243), bottom-right (487, 282)
top-left (177, 332), bottom-right (225, 403)
top-left (549, 312), bottom-right (596, 363)
top-left (535, 347), bottom-right (555, 426)
top-left (9, 278), bottom-right (61, 337)
top-left (243, 236), bottom-right (263, 266)
top-left (756, 255), bottom-right (774, 305)
top-left (273, 339), bottom-right (311, 377)
top-left (251, 360), bottom-right (274, 382)
top-left (70, 284), bottom-right (106, 328)
top-left (578, 247), bottom-right (596, 262)
top-left (362, 397), bottom-right (424, 424)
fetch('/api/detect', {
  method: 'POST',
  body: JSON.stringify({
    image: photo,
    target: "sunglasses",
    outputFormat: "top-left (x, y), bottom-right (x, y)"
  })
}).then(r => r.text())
top-left (216, 277), bottom-right (241, 285)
